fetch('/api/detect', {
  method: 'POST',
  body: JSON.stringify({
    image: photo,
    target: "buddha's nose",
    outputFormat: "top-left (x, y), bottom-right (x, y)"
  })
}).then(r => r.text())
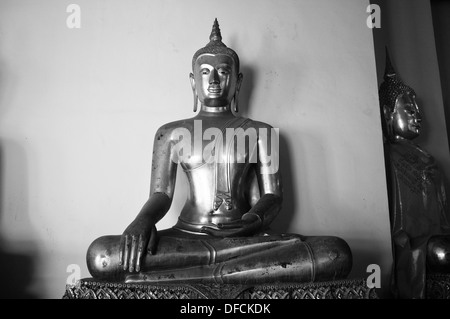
top-left (209, 69), bottom-right (219, 84)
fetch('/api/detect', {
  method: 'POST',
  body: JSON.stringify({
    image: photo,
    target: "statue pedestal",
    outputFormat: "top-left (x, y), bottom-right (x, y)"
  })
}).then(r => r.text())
top-left (63, 278), bottom-right (378, 299)
top-left (63, 274), bottom-right (450, 299)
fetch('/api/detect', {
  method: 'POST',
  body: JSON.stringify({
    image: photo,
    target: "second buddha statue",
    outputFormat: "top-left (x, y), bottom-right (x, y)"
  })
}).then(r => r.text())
top-left (379, 50), bottom-right (450, 298)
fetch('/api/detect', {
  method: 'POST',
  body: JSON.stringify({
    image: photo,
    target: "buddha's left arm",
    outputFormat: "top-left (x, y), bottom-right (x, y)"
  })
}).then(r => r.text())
top-left (247, 124), bottom-right (283, 229)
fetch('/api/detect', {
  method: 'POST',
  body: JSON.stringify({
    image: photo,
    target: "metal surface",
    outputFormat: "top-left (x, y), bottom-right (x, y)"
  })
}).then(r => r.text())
top-left (380, 49), bottom-right (450, 299)
top-left (86, 19), bottom-right (352, 284)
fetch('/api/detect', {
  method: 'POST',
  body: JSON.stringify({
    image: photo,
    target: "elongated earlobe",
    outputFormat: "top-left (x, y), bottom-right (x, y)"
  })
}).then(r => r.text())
top-left (193, 94), bottom-right (198, 112)
top-left (383, 105), bottom-right (394, 138)
top-left (190, 73), bottom-right (198, 112)
top-left (234, 73), bottom-right (243, 113)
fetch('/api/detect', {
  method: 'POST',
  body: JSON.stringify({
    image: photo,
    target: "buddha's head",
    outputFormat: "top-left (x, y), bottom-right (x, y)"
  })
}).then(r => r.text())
top-left (190, 19), bottom-right (243, 111)
top-left (379, 49), bottom-right (422, 141)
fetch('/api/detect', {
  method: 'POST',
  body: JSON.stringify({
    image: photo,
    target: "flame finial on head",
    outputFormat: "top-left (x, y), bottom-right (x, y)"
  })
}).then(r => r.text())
top-left (209, 18), bottom-right (222, 43)
top-left (384, 47), bottom-right (396, 79)
top-left (192, 19), bottom-right (240, 71)
top-left (379, 47), bottom-right (416, 112)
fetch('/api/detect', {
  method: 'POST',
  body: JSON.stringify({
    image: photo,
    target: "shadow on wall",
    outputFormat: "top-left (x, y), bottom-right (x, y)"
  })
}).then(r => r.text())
top-left (0, 141), bottom-right (39, 299)
top-left (0, 242), bottom-right (37, 299)
top-left (0, 38), bottom-right (41, 297)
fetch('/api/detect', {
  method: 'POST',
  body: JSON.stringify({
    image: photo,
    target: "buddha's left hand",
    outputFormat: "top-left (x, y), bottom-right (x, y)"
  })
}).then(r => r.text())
top-left (200, 212), bottom-right (262, 237)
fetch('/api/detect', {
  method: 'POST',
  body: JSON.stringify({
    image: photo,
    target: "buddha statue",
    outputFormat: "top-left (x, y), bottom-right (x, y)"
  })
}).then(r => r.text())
top-left (86, 19), bottom-right (352, 285)
top-left (379, 50), bottom-right (450, 299)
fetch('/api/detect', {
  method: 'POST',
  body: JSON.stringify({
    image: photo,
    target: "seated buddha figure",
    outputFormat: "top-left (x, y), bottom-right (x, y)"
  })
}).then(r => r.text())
top-left (86, 19), bottom-right (352, 285)
top-left (379, 50), bottom-right (450, 298)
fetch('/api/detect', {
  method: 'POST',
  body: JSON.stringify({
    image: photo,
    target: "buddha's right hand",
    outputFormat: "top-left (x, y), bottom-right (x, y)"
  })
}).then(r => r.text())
top-left (119, 222), bottom-right (157, 273)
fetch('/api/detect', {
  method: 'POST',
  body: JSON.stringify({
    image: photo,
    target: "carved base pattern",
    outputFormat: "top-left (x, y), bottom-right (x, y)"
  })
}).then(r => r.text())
top-left (427, 273), bottom-right (450, 299)
top-left (63, 278), bottom-right (378, 299)
top-left (243, 281), bottom-right (377, 299)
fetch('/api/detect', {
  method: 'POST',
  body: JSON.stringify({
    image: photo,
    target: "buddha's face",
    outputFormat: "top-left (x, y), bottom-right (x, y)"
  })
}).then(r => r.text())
top-left (191, 54), bottom-right (241, 107)
top-left (388, 91), bottom-right (422, 140)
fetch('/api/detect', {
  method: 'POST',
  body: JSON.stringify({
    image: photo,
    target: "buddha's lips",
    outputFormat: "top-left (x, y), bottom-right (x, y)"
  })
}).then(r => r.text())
top-left (208, 86), bottom-right (221, 93)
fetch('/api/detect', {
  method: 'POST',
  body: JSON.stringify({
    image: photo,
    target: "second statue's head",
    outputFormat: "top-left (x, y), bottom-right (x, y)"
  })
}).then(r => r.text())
top-left (190, 19), bottom-right (243, 112)
top-left (379, 49), bottom-right (422, 142)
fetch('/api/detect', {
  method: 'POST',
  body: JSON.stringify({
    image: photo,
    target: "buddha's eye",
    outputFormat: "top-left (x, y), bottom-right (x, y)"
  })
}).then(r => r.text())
top-left (406, 107), bottom-right (416, 115)
top-left (201, 69), bottom-right (210, 75)
top-left (218, 68), bottom-right (229, 75)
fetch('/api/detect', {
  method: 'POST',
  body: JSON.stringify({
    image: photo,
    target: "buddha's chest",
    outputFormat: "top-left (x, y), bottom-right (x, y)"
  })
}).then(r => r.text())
top-left (179, 139), bottom-right (255, 169)
top-left (176, 118), bottom-right (257, 169)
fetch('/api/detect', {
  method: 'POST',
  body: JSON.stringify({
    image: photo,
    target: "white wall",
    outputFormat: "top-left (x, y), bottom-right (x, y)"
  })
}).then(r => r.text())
top-left (0, 0), bottom-right (392, 298)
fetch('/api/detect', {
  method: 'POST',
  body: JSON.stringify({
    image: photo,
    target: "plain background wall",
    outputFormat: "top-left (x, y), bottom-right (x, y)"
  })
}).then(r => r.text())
top-left (0, 0), bottom-right (392, 298)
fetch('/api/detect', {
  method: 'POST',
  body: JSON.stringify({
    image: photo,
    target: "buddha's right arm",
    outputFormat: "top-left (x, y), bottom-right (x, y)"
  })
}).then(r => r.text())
top-left (120, 125), bottom-right (178, 272)
top-left (129, 125), bottom-right (179, 225)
